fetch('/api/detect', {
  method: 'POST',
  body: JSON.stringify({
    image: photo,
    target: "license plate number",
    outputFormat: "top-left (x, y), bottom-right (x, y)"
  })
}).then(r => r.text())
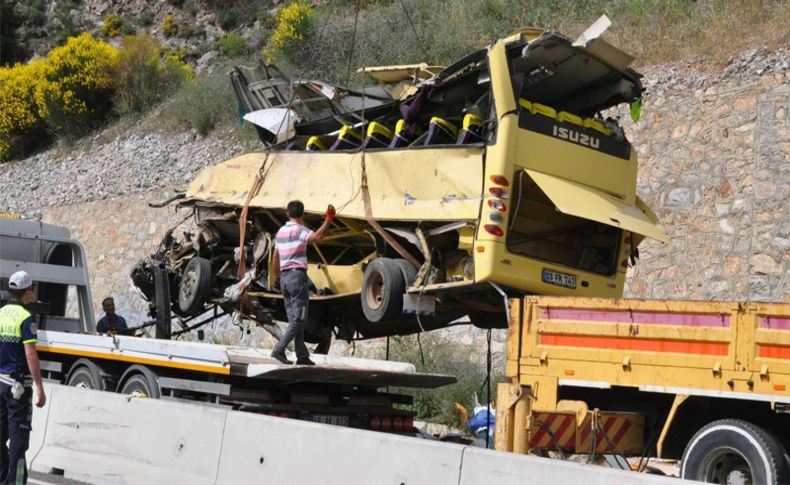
top-left (310, 414), bottom-right (349, 426)
top-left (542, 269), bottom-right (577, 289)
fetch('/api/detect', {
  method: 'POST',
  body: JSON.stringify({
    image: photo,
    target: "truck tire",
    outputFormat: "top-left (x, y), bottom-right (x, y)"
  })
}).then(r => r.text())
top-left (361, 258), bottom-right (407, 324)
top-left (178, 257), bottom-right (213, 315)
top-left (118, 365), bottom-right (161, 399)
top-left (66, 359), bottom-right (108, 391)
top-left (681, 419), bottom-right (790, 484)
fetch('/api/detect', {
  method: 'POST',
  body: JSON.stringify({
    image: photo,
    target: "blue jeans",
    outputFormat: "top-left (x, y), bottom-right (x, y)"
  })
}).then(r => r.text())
top-left (273, 269), bottom-right (310, 360)
top-left (0, 384), bottom-right (32, 485)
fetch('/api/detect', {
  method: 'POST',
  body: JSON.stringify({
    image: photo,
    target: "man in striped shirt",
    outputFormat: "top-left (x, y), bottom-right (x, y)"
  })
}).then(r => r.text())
top-left (270, 200), bottom-right (335, 365)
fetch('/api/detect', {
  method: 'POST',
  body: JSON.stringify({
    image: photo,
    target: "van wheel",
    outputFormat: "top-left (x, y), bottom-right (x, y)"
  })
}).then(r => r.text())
top-left (118, 366), bottom-right (161, 398)
top-left (66, 359), bottom-right (107, 391)
top-left (178, 257), bottom-right (213, 315)
top-left (681, 419), bottom-right (790, 484)
top-left (361, 258), bottom-right (407, 323)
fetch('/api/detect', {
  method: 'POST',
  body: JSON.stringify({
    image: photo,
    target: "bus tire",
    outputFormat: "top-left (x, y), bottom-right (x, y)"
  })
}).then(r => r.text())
top-left (66, 359), bottom-right (108, 391)
top-left (681, 418), bottom-right (789, 485)
top-left (178, 257), bottom-right (213, 315)
top-left (118, 365), bottom-right (161, 399)
top-left (361, 258), bottom-right (406, 324)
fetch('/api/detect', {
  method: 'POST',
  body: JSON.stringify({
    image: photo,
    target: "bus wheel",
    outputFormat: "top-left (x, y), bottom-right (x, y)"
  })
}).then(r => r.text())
top-left (361, 258), bottom-right (407, 324)
top-left (178, 257), bottom-right (213, 315)
top-left (681, 419), bottom-right (789, 484)
top-left (118, 365), bottom-right (161, 399)
top-left (66, 359), bottom-right (108, 391)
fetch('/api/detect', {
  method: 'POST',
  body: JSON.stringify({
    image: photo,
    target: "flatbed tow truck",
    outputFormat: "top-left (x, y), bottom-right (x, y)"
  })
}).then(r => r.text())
top-left (0, 216), bottom-right (454, 434)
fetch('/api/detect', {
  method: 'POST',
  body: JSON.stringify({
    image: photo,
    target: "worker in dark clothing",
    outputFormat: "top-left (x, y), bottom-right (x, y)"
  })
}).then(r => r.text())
top-left (0, 270), bottom-right (46, 485)
top-left (96, 296), bottom-right (129, 335)
top-left (270, 200), bottom-right (334, 366)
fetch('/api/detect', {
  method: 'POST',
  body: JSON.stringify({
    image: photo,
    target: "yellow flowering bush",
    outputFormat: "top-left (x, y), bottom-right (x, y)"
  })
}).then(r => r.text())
top-left (102, 12), bottom-right (123, 38)
top-left (162, 15), bottom-right (178, 37)
top-left (264, 1), bottom-right (315, 62)
top-left (34, 34), bottom-right (119, 136)
top-left (0, 60), bottom-right (49, 160)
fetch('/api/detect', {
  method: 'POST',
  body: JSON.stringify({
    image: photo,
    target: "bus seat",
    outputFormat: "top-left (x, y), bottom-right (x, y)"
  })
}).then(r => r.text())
top-left (389, 119), bottom-right (420, 148)
top-left (583, 118), bottom-right (612, 136)
top-left (330, 125), bottom-right (363, 150)
top-left (424, 117), bottom-right (458, 145)
top-left (457, 113), bottom-right (484, 144)
top-left (363, 121), bottom-right (394, 149)
top-left (306, 135), bottom-right (329, 151)
top-left (557, 111), bottom-right (583, 127)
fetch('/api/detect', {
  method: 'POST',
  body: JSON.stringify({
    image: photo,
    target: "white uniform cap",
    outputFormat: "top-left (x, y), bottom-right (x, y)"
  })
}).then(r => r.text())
top-left (8, 271), bottom-right (33, 290)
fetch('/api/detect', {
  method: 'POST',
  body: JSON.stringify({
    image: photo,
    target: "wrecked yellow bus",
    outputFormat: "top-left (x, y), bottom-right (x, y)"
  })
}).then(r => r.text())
top-left (133, 26), bottom-right (667, 350)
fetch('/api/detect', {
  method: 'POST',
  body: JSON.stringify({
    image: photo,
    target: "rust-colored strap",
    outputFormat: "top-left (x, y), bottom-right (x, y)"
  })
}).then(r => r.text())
top-left (238, 152), bottom-right (271, 279)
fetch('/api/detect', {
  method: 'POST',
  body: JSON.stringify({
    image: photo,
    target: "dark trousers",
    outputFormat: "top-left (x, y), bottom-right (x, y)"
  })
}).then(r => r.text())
top-left (273, 269), bottom-right (310, 360)
top-left (0, 384), bottom-right (32, 485)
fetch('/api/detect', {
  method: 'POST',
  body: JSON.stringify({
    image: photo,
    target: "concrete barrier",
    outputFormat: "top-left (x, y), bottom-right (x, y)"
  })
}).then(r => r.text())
top-left (458, 447), bottom-right (674, 485)
top-left (215, 411), bottom-right (465, 485)
top-left (28, 384), bottom-right (685, 484)
top-left (31, 383), bottom-right (227, 484)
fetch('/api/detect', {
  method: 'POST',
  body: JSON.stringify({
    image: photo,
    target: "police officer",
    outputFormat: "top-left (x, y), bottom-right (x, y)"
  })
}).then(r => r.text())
top-left (0, 271), bottom-right (46, 485)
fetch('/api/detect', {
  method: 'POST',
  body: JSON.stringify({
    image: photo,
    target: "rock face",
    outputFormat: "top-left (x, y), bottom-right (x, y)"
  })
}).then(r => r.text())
top-left (624, 70), bottom-right (789, 303)
top-left (0, 50), bottom-right (787, 360)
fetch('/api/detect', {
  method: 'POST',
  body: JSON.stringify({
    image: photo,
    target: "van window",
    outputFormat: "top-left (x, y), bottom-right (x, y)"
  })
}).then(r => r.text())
top-left (506, 171), bottom-right (619, 276)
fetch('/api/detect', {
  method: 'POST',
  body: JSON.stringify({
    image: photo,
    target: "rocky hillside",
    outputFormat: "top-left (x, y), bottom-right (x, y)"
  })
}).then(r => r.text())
top-left (0, 10), bottom-right (787, 360)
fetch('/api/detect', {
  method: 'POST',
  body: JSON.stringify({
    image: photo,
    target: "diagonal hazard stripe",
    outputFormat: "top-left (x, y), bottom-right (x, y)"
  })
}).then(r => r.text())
top-left (530, 413), bottom-right (558, 445)
top-left (612, 418), bottom-right (632, 445)
top-left (553, 415), bottom-right (575, 448)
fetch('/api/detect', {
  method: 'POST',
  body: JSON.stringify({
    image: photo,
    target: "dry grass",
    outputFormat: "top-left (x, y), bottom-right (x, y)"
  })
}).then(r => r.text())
top-left (291, 0), bottom-right (790, 83)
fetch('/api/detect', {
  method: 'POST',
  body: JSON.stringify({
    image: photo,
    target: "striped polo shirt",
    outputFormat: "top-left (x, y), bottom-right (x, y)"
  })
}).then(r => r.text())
top-left (275, 221), bottom-right (313, 271)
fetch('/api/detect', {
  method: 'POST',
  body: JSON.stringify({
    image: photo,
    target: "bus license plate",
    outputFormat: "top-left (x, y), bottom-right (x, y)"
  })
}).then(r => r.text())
top-left (542, 269), bottom-right (577, 289)
top-left (311, 415), bottom-right (349, 426)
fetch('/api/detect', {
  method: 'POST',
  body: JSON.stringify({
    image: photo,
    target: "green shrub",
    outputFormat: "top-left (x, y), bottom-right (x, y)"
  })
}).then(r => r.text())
top-left (102, 12), bottom-right (123, 38)
top-left (364, 333), bottom-right (504, 428)
top-left (218, 32), bottom-right (248, 58)
top-left (0, 0), bottom-right (28, 66)
top-left (177, 25), bottom-right (206, 39)
top-left (121, 22), bottom-right (137, 36)
top-left (158, 69), bottom-right (235, 136)
top-left (217, 8), bottom-right (238, 30)
top-left (111, 35), bottom-right (193, 115)
top-left (140, 10), bottom-right (155, 26)
top-left (55, 10), bottom-right (80, 46)
top-left (18, 0), bottom-right (47, 27)
top-left (162, 14), bottom-right (178, 37)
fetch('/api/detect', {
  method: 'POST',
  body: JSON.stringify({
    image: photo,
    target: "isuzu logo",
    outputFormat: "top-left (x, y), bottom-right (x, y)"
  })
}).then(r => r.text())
top-left (552, 126), bottom-right (600, 149)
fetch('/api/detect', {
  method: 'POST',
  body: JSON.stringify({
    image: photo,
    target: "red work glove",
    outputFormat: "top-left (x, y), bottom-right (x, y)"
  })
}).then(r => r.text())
top-left (325, 204), bottom-right (336, 222)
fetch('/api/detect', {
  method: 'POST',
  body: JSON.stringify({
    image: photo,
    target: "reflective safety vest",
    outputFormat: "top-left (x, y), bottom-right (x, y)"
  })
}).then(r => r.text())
top-left (0, 304), bottom-right (32, 344)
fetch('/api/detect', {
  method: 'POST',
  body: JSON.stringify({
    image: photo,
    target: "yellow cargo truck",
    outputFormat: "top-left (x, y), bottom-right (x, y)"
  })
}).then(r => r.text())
top-left (496, 296), bottom-right (790, 484)
top-left (134, 24), bottom-right (667, 349)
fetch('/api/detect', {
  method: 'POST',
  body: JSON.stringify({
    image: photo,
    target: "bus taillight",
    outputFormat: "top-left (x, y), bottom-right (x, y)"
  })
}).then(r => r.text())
top-left (488, 199), bottom-right (506, 212)
top-left (489, 175), bottom-right (510, 186)
top-left (484, 225), bottom-right (504, 237)
top-left (489, 187), bottom-right (508, 199)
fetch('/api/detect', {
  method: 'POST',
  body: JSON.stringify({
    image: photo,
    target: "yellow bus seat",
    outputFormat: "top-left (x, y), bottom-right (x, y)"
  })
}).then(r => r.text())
top-left (424, 116), bottom-right (458, 145)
